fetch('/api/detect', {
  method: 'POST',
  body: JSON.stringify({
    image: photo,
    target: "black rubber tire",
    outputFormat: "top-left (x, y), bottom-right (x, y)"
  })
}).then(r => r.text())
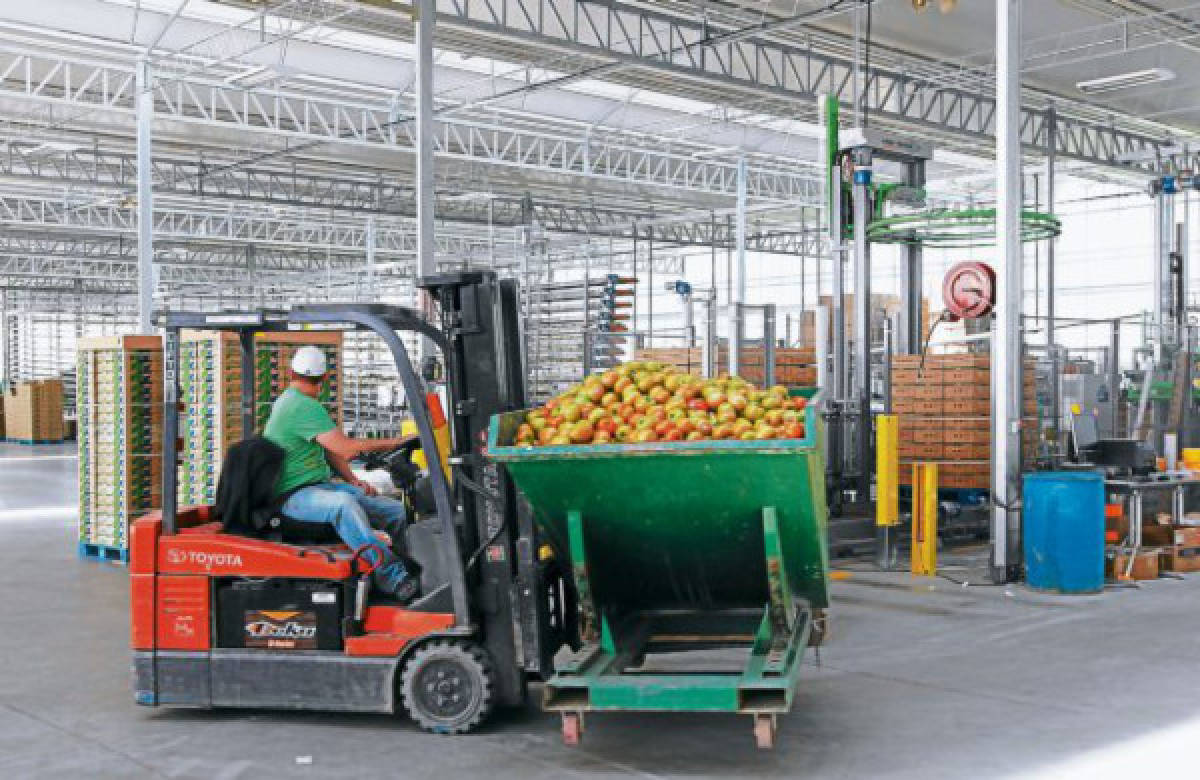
top-left (400, 641), bottom-right (495, 734)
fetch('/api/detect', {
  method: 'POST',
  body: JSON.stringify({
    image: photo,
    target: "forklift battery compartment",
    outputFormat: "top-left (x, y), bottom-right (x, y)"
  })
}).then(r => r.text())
top-left (215, 579), bottom-right (344, 651)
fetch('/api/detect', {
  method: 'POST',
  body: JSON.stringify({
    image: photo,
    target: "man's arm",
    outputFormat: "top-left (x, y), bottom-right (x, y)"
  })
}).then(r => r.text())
top-left (323, 447), bottom-right (384, 496)
top-left (315, 429), bottom-right (417, 461)
top-left (325, 448), bottom-right (357, 483)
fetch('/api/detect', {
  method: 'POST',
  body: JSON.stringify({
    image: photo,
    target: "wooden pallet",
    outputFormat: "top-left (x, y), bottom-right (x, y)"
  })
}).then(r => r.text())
top-left (77, 542), bottom-right (129, 564)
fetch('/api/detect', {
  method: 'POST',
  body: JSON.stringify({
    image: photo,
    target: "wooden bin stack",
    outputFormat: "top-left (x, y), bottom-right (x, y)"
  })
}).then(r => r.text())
top-left (179, 331), bottom-right (343, 506)
top-left (891, 354), bottom-right (1037, 489)
top-left (77, 336), bottom-right (163, 562)
top-left (634, 346), bottom-right (817, 387)
top-left (1147, 523), bottom-right (1200, 574)
top-left (4, 380), bottom-right (65, 443)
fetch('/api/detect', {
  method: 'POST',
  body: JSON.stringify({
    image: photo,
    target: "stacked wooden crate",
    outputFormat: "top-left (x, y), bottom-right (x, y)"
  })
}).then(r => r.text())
top-left (76, 336), bottom-right (163, 562)
top-left (251, 331), bottom-right (343, 432)
top-left (178, 330), bottom-right (343, 506)
top-left (733, 346), bottom-right (816, 387)
top-left (4, 379), bottom-right (65, 443)
top-left (178, 332), bottom-right (245, 507)
top-left (634, 346), bottom-right (817, 387)
top-left (891, 354), bottom-right (1037, 489)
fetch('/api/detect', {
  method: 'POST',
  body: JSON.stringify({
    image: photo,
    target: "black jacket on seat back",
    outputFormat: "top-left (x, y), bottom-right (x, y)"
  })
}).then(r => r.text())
top-left (215, 436), bottom-right (286, 534)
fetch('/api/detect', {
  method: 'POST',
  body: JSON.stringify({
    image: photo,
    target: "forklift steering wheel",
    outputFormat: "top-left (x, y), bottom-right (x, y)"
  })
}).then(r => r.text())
top-left (361, 437), bottom-right (420, 471)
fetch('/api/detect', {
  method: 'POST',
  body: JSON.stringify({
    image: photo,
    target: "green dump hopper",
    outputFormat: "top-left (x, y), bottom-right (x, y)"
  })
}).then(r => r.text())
top-left (487, 389), bottom-right (829, 748)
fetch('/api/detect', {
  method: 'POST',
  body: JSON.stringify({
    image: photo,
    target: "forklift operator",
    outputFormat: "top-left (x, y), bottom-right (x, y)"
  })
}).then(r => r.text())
top-left (263, 346), bottom-right (420, 603)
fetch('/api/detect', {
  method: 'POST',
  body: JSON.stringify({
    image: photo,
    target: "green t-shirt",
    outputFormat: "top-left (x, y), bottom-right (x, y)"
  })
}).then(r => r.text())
top-left (263, 387), bottom-right (336, 496)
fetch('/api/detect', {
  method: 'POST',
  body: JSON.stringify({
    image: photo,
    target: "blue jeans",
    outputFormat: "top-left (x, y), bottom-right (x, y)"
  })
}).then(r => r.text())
top-left (281, 482), bottom-right (411, 591)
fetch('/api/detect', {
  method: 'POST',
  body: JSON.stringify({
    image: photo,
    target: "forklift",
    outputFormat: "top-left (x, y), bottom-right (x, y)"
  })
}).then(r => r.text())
top-left (131, 271), bottom-right (576, 733)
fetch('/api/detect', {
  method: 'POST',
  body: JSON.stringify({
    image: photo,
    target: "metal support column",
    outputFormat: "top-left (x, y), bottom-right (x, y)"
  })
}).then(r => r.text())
top-left (816, 304), bottom-right (830, 391)
top-left (852, 146), bottom-right (873, 501)
top-left (702, 292), bottom-right (717, 379)
top-left (820, 92), bottom-right (846, 509)
top-left (0, 291), bottom-right (7, 389)
top-left (731, 156), bottom-right (747, 377)
top-left (1111, 319), bottom-right (1122, 438)
top-left (900, 159), bottom-right (925, 354)
top-left (992, 0), bottom-right (1023, 584)
top-left (1046, 106), bottom-right (1060, 440)
top-left (648, 229), bottom-right (654, 347)
top-left (415, 0), bottom-right (436, 355)
top-left (135, 59), bottom-right (155, 334)
top-left (764, 304), bottom-right (777, 386)
top-left (366, 215), bottom-right (376, 290)
top-left (1176, 215), bottom-right (1188, 338)
top-left (1154, 189), bottom-right (1177, 349)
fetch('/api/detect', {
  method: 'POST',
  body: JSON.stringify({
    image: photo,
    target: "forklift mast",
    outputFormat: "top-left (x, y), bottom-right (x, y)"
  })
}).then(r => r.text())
top-left (420, 271), bottom-right (566, 707)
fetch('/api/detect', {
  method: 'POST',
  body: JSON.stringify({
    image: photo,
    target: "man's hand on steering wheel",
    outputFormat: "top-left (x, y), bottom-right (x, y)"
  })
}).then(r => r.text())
top-left (350, 477), bottom-right (379, 497)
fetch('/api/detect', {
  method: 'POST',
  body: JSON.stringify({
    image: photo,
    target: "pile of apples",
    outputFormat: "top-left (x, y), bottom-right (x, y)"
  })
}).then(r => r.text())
top-left (515, 361), bottom-right (808, 446)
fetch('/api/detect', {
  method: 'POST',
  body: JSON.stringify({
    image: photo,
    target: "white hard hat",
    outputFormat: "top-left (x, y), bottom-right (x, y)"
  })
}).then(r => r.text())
top-left (291, 345), bottom-right (327, 378)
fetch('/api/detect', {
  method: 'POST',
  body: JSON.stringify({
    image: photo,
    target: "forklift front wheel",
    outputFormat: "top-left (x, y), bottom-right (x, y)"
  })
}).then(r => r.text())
top-left (400, 640), bottom-right (495, 734)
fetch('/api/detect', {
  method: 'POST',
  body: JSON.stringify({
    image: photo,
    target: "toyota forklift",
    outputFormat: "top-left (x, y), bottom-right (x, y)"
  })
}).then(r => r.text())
top-left (131, 272), bottom-right (576, 733)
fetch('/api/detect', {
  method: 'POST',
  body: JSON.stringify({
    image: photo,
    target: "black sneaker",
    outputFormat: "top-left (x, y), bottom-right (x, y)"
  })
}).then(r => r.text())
top-left (389, 576), bottom-right (421, 606)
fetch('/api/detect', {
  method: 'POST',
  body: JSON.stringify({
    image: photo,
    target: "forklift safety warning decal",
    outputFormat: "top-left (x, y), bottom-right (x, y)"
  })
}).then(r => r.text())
top-left (244, 610), bottom-right (318, 649)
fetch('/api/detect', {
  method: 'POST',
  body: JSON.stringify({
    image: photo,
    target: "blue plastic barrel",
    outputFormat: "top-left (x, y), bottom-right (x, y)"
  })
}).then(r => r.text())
top-left (1022, 471), bottom-right (1105, 593)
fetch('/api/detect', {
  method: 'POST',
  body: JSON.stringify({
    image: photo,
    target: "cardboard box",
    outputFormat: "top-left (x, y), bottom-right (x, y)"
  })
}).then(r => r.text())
top-left (953, 383), bottom-right (991, 401)
top-left (912, 384), bottom-right (944, 401)
top-left (4, 380), bottom-right (65, 442)
top-left (1142, 526), bottom-right (1200, 548)
top-left (1159, 546), bottom-right (1200, 573)
top-left (943, 442), bottom-right (990, 461)
top-left (911, 428), bottom-right (944, 445)
top-left (899, 442), bottom-right (943, 459)
top-left (1109, 549), bottom-right (1159, 580)
top-left (944, 399), bottom-right (990, 416)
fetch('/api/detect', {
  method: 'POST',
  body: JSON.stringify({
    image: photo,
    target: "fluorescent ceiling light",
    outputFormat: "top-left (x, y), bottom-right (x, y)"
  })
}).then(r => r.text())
top-left (690, 146), bottom-right (740, 159)
top-left (444, 192), bottom-right (500, 202)
top-left (225, 64), bottom-right (297, 87)
top-left (29, 141), bottom-right (82, 155)
top-left (1077, 68), bottom-right (1175, 95)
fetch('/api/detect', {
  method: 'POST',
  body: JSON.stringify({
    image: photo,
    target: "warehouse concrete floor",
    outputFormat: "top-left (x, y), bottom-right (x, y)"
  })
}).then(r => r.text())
top-left (3, 441), bottom-right (1199, 779)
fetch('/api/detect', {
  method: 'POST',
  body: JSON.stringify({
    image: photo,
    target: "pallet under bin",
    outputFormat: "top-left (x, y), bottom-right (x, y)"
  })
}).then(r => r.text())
top-left (487, 392), bottom-right (828, 748)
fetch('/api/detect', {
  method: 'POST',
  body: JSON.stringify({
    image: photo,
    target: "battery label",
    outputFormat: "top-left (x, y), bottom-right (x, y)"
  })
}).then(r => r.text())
top-left (244, 610), bottom-right (318, 649)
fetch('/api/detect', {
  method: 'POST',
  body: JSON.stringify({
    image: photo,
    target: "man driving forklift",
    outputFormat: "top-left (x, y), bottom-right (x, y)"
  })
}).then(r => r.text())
top-left (263, 345), bottom-right (420, 603)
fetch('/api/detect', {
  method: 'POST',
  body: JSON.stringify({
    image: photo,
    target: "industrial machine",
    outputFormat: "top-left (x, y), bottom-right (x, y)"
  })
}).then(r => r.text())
top-left (131, 272), bottom-right (576, 734)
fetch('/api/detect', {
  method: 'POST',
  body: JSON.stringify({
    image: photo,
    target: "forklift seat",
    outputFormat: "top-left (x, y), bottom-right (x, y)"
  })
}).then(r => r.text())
top-left (258, 513), bottom-right (344, 546)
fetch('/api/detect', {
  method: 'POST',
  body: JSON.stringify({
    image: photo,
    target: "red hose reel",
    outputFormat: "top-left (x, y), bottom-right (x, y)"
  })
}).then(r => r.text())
top-left (941, 261), bottom-right (996, 321)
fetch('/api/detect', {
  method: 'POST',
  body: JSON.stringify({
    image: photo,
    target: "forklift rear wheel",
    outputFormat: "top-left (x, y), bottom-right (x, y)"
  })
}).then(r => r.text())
top-left (400, 641), bottom-right (495, 734)
top-left (753, 714), bottom-right (776, 749)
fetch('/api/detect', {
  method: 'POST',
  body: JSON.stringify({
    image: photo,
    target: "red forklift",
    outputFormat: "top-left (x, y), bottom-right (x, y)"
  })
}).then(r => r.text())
top-left (131, 272), bottom-right (576, 733)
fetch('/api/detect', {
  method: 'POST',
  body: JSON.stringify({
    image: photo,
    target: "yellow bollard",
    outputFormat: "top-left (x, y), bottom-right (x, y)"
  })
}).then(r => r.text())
top-left (911, 462), bottom-right (938, 577)
top-left (876, 415), bottom-right (899, 528)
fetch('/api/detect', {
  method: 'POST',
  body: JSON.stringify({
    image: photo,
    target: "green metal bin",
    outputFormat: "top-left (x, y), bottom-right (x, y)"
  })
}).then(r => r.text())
top-left (486, 390), bottom-right (829, 747)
